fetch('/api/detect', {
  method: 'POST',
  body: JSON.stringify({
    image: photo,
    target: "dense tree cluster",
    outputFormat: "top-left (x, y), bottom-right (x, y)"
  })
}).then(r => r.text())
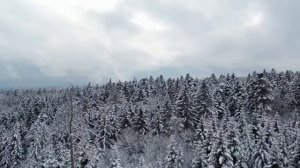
top-left (0, 69), bottom-right (300, 167)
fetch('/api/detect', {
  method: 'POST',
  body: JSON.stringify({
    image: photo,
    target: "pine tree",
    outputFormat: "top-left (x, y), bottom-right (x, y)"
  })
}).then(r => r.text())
top-left (164, 137), bottom-right (182, 168)
top-left (151, 107), bottom-right (164, 136)
top-left (160, 99), bottom-right (173, 136)
top-left (119, 106), bottom-right (131, 130)
top-left (133, 87), bottom-right (146, 103)
top-left (235, 106), bottom-right (253, 167)
top-left (0, 136), bottom-right (11, 168)
top-left (110, 146), bottom-right (123, 168)
top-left (250, 121), bottom-right (272, 168)
top-left (193, 117), bottom-right (207, 142)
top-left (192, 119), bottom-right (209, 168)
top-left (122, 84), bottom-right (131, 102)
top-left (132, 107), bottom-right (149, 136)
top-left (247, 73), bottom-right (273, 113)
top-left (273, 72), bottom-right (290, 114)
top-left (288, 121), bottom-right (300, 168)
top-left (225, 117), bottom-right (245, 167)
top-left (274, 128), bottom-right (289, 168)
top-left (167, 79), bottom-right (179, 103)
top-left (10, 122), bottom-right (26, 167)
top-left (228, 81), bottom-right (245, 117)
top-left (94, 116), bottom-right (118, 150)
top-left (75, 151), bottom-right (89, 168)
top-left (210, 88), bottom-right (227, 121)
top-left (193, 81), bottom-right (211, 118)
top-left (207, 129), bottom-right (234, 168)
top-left (21, 98), bottom-right (37, 129)
top-left (208, 73), bottom-right (218, 85)
top-left (41, 143), bottom-right (70, 168)
top-left (290, 75), bottom-right (300, 110)
top-left (27, 116), bottom-right (48, 165)
top-left (176, 84), bottom-right (198, 131)
top-left (192, 142), bottom-right (207, 168)
top-left (136, 156), bottom-right (149, 168)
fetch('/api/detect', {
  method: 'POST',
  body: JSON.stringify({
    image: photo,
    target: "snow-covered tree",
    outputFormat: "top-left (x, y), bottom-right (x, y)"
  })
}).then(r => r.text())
top-left (151, 107), bottom-right (164, 136)
top-left (210, 87), bottom-right (227, 121)
top-left (250, 121), bottom-right (272, 168)
top-left (247, 73), bottom-right (273, 113)
top-left (110, 146), bottom-right (123, 168)
top-left (132, 107), bottom-right (149, 136)
top-left (176, 84), bottom-right (198, 131)
top-left (289, 75), bottom-right (300, 110)
top-left (10, 122), bottom-right (26, 167)
top-left (193, 81), bottom-right (211, 118)
top-left (164, 137), bottom-right (182, 168)
top-left (136, 155), bottom-right (149, 168)
top-left (207, 121), bottom-right (234, 168)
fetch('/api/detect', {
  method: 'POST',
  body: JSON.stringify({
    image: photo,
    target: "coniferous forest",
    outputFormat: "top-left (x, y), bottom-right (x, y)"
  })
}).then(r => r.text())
top-left (1, 69), bottom-right (300, 168)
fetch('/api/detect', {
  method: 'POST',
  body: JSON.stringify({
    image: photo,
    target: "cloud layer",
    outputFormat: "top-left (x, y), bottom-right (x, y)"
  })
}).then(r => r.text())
top-left (0, 0), bottom-right (299, 88)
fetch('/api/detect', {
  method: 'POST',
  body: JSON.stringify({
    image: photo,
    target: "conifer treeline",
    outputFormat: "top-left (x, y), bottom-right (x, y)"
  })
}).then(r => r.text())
top-left (0, 69), bottom-right (300, 167)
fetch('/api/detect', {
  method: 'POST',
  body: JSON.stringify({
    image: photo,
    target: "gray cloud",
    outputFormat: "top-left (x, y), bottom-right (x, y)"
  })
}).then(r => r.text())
top-left (0, 0), bottom-right (299, 88)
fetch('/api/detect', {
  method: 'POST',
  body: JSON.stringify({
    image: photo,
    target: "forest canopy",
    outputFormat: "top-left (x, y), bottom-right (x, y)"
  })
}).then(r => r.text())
top-left (0, 69), bottom-right (300, 168)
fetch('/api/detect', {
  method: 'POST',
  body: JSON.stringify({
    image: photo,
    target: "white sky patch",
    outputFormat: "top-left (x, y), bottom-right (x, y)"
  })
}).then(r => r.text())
top-left (131, 12), bottom-right (169, 32)
top-left (244, 11), bottom-right (264, 28)
top-left (127, 31), bottom-right (180, 70)
top-left (31, 0), bottom-right (120, 22)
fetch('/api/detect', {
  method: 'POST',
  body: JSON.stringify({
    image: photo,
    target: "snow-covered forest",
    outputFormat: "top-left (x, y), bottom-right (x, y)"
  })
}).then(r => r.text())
top-left (1, 69), bottom-right (300, 168)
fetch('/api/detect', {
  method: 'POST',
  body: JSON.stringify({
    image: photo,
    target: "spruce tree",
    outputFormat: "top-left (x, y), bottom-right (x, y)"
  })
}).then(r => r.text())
top-left (132, 107), bottom-right (149, 136)
top-left (250, 121), bottom-right (272, 168)
top-left (151, 107), bottom-right (164, 136)
top-left (210, 88), bottom-right (227, 121)
top-left (176, 84), bottom-right (198, 131)
top-left (193, 81), bottom-right (211, 118)
top-left (10, 122), bottom-right (26, 167)
top-left (207, 130), bottom-right (234, 168)
top-left (192, 119), bottom-right (209, 168)
top-left (136, 156), bottom-right (149, 168)
top-left (290, 75), bottom-right (300, 110)
top-left (247, 73), bottom-right (273, 113)
top-left (228, 81), bottom-right (245, 117)
top-left (164, 137), bottom-right (182, 168)
top-left (94, 115), bottom-right (118, 150)
top-left (110, 146), bottom-right (123, 168)
top-left (160, 99), bottom-right (173, 136)
top-left (119, 106), bottom-right (131, 130)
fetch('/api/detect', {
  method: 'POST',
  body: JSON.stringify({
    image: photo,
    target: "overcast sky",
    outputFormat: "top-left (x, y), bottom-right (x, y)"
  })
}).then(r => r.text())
top-left (0, 0), bottom-right (300, 89)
